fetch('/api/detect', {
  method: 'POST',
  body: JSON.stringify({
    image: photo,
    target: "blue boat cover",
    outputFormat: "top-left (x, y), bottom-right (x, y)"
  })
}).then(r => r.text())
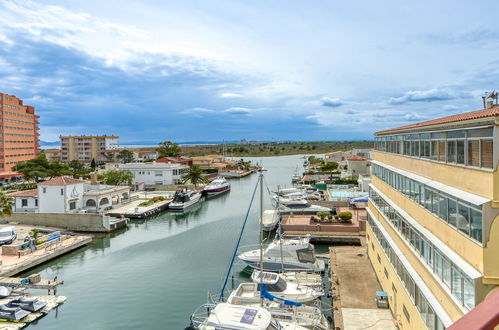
top-left (260, 284), bottom-right (302, 306)
top-left (350, 196), bottom-right (368, 203)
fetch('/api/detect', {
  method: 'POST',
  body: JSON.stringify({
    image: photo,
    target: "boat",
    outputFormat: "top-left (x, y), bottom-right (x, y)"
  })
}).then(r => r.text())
top-left (0, 287), bottom-right (12, 299)
top-left (291, 166), bottom-right (301, 184)
top-left (169, 190), bottom-right (202, 210)
top-left (203, 177), bottom-right (231, 196)
top-left (0, 305), bottom-right (30, 321)
top-left (238, 237), bottom-right (325, 272)
top-left (227, 283), bottom-right (329, 329)
top-left (278, 200), bottom-right (332, 215)
top-left (189, 303), bottom-right (308, 329)
top-left (251, 271), bottom-right (323, 303)
top-left (7, 297), bottom-right (46, 312)
top-left (261, 210), bottom-right (279, 232)
top-left (279, 272), bottom-right (323, 289)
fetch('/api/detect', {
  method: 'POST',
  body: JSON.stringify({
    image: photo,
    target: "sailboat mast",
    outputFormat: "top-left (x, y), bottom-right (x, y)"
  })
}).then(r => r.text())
top-left (259, 173), bottom-right (264, 307)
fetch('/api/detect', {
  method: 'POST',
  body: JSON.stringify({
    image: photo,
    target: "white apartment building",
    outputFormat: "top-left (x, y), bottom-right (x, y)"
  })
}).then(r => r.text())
top-left (118, 162), bottom-right (189, 186)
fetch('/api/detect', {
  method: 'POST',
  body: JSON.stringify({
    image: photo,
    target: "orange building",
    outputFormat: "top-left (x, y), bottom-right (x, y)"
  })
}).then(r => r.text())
top-left (0, 93), bottom-right (40, 180)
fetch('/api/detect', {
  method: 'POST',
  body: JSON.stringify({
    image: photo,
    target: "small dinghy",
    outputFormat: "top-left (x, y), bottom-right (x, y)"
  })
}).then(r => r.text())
top-left (0, 286), bottom-right (12, 299)
top-left (0, 305), bottom-right (30, 321)
top-left (8, 297), bottom-right (47, 312)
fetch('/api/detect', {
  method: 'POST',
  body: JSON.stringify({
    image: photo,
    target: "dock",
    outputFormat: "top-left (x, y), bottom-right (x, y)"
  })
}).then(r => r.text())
top-left (106, 191), bottom-right (173, 219)
top-left (0, 295), bottom-right (67, 329)
top-left (329, 243), bottom-right (396, 330)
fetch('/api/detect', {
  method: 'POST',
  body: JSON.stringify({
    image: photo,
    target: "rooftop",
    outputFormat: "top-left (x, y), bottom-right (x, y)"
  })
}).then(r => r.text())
top-left (346, 155), bottom-right (366, 161)
top-left (377, 106), bottom-right (499, 135)
top-left (6, 189), bottom-right (38, 198)
top-left (38, 176), bottom-right (86, 186)
top-left (60, 135), bottom-right (119, 139)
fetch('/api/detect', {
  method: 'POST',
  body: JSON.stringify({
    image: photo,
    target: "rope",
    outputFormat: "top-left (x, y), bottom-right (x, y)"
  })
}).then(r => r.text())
top-left (219, 177), bottom-right (260, 301)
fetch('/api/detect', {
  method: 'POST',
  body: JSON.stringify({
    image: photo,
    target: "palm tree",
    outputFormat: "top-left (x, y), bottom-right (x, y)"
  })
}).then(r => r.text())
top-left (0, 192), bottom-right (13, 217)
top-left (182, 165), bottom-right (208, 188)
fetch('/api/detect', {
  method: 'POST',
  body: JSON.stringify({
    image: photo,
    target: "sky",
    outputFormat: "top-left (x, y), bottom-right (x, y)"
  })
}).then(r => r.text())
top-left (1, 0), bottom-right (499, 144)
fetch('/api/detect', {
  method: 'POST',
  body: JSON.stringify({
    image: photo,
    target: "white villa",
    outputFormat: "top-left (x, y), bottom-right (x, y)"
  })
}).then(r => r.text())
top-left (118, 162), bottom-right (189, 186)
top-left (7, 176), bottom-right (130, 214)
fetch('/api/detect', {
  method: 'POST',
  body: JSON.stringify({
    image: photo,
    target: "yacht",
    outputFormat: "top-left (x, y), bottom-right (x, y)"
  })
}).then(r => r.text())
top-left (238, 237), bottom-right (325, 272)
top-left (203, 177), bottom-right (231, 196)
top-left (190, 303), bottom-right (308, 329)
top-left (261, 210), bottom-right (279, 232)
top-left (279, 272), bottom-right (323, 289)
top-left (227, 284), bottom-right (329, 330)
top-left (278, 200), bottom-right (332, 215)
top-left (169, 190), bottom-right (202, 210)
top-left (251, 271), bottom-right (323, 303)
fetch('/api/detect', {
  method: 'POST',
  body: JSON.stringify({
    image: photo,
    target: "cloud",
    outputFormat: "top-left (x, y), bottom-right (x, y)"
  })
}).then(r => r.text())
top-left (388, 89), bottom-right (458, 104)
top-left (223, 107), bottom-right (253, 115)
top-left (220, 92), bottom-right (243, 98)
top-left (404, 113), bottom-right (426, 121)
top-left (425, 28), bottom-right (499, 47)
top-left (183, 107), bottom-right (216, 115)
top-left (320, 97), bottom-right (343, 107)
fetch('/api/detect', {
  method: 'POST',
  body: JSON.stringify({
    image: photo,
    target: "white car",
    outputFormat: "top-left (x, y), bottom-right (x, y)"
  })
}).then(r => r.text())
top-left (0, 226), bottom-right (17, 245)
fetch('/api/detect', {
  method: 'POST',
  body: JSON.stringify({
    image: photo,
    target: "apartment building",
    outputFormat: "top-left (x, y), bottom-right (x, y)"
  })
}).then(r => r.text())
top-left (0, 93), bottom-right (40, 178)
top-left (60, 135), bottom-right (119, 163)
top-left (367, 105), bottom-right (498, 329)
top-left (118, 162), bottom-right (188, 186)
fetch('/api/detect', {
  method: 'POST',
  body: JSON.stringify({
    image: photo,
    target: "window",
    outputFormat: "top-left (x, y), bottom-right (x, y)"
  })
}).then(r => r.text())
top-left (467, 140), bottom-right (480, 167)
top-left (21, 199), bottom-right (28, 207)
top-left (61, 188), bottom-right (64, 196)
top-left (154, 171), bottom-right (163, 177)
top-left (35, 199), bottom-right (38, 207)
top-left (470, 209), bottom-right (482, 242)
top-left (69, 202), bottom-right (76, 210)
top-left (447, 140), bottom-right (456, 163)
top-left (377, 254), bottom-right (381, 263)
top-left (481, 140), bottom-right (493, 168)
top-left (384, 267), bottom-right (389, 279)
top-left (457, 203), bottom-right (470, 236)
top-left (403, 305), bottom-right (410, 322)
top-left (42, 188), bottom-right (46, 193)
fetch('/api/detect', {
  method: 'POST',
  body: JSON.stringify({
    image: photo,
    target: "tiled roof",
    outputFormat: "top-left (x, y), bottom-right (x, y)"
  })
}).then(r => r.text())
top-left (346, 155), bottom-right (366, 161)
top-left (377, 106), bottom-right (499, 135)
top-left (6, 189), bottom-right (38, 198)
top-left (38, 176), bottom-right (86, 186)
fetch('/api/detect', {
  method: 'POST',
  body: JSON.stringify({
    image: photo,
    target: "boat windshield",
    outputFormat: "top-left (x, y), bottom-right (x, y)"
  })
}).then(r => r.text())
top-left (172, 193), bottom-right (189, 203)
top-left (259, 278), bottom-right (287, 292)
top-left (296, 245), bottom-right (315, 263)
top-left (0, 231), bottom-right (11, 237)
top-left (267, 319), bottom-right (281, 330)
top-left (287, 202), bottom-right (311, 208)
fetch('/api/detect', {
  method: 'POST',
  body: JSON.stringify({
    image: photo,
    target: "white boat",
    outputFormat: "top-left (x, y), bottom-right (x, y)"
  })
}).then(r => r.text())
top-left (279, 272), bottom-right (323, 289)
top-left (238, 237), bottom-right (325, 273)
top-left (169, 190), bottom-right (202, 210)
top-left (261, 210), bottom-right (279, 232)
top-left (190, 303), bottom-right (308, 329)
top-left (227, 283), bottom-right (329, 330)
top-left (278, 200), bottom-right (332, 215)
top-left (203, 177), bottom-right (231, 196)
top-left (251, 271), bottom-right (323, 303)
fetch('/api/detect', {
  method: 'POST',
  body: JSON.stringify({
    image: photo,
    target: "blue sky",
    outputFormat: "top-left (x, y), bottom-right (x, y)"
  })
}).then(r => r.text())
top-left (1, 0), bottom-right (499, 143)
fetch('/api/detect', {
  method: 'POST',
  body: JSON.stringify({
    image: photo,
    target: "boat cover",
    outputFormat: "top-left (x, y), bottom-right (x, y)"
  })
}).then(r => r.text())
top-left (0, 305), bottom-right (30, 321)
top-left (0, 286), bottom-right (12, 299)
top-left (260, 284), bottom-right (301, 307)
top-left (8, 297), bottom-right (47, 312)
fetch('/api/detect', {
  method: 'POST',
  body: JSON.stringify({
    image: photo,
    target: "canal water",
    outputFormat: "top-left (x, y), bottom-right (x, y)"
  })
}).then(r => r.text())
top-left (26, 154), bottom-right (317, 330)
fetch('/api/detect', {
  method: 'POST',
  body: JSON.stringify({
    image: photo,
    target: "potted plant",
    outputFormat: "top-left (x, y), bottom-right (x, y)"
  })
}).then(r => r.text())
top-left (317, 211), bottom-right (331, 222)
top-left (338, 211), bottom-right (353, 223)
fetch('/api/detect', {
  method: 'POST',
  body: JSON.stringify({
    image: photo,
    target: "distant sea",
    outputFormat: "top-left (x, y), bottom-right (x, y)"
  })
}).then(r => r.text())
top-left (39, 141), bottom-right (226, 150)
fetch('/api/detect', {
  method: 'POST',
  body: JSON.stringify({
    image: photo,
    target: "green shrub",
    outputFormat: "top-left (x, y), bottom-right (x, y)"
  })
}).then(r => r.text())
top-left (338, 211), bottom-right (352, 222)
top-left (316, 211), bottom-right (331, 219)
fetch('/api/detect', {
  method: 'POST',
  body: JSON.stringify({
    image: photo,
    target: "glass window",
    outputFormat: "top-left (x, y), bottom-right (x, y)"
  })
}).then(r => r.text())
top-left (437, 141), bottom-right (446, 161)
top-left (431, 192), bottom-right (439, 215)
top-left (448, 199), bottom-right (458, 227)
top-left (430, 140), bottom-right (438, 160)
top-left (467, 140), bottom-right (480, 167)
top-left (468, 127), bottom-right (493, 138)
top-left (470, 209), bottom-right (482, 243)
top-left (447, 130), bottom-right (465, 138)
top-left (427, 306), bottom-right (436, 330)
top-left (452, 266), bottom-right (463, 303)
top-left (457, 203), bottom-right (470, 236)
top-left (447, 140), bottom-right (456, 163)
top-left (434, 251), bottom-right (443, 278)
top-left (442, 258), bottom-right (451, 287)
top-left (463, 278), bottom-right (475, 309)
top-left (456, 140), bottom-right (465, 164)
top-left (481, 140), bottom-right (493, 168)
top-left (424, 188), bottom-right (433, 211)
top-left (438, 195), bottom-right (448, 222)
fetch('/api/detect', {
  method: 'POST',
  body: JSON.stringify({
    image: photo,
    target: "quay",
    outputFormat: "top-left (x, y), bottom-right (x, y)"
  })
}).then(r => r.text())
top-left (329, 243), bottom-right (396, 330)
top-left (106, 191), bottom-right (173, 219)
top-left (0, 295), bottom-right (67, 329)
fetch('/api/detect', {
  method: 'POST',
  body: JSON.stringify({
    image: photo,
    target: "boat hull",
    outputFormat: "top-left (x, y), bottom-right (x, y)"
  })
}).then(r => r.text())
top-left (169, 194), bottom-right (202, 210)
top-left (204, 185), bottom-right (230, 196)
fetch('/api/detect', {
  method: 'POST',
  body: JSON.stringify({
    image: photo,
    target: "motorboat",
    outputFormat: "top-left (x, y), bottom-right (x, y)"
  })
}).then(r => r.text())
top-left (261, 210), bottom-right (279, 232)
top-left (0, 286), bottom-right (12, 298)
top-left (251, 271), bottom-right (323, 303)
top-left (169, 190), bottom-right (202, 210)
top-left (7, 297), bottom-right (47, 312)
top-left (278, 200), bottom-right (332, 215)
top-left (227, 283), bottom-right (329, 330)
top-left (190, 302), bottom-right (308, 329)
top-left (0, 304), bottom-right (30, 321)
top-left (279, 272), bottom-right (323, 289)
top-left (238, 237), bottom-right (325, 272)
top-left (203, 177), bottom-right (231, 196)
top-left (291, 174), bottom-right (301, 184)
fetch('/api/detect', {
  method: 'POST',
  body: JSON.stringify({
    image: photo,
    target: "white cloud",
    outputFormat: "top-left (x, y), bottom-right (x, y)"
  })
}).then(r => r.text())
top-left (220, 92), bottom-right (243, 98)
top-left (320, 97), bottom-right (343, 107)
top-left (223, 107), bottom-right (253, 115)
top-left (388, 88), bottom-right (458, 104)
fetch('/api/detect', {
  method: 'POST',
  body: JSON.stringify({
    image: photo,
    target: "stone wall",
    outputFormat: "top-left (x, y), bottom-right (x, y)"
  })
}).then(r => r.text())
top-left (5, 213), bottom-right (110, 232)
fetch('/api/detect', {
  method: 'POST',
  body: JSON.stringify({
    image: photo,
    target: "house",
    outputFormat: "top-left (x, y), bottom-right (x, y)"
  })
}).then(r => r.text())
top-left (191, 155), bottom-right (226, 168)
top-left (8, 176), bottom-right (131, 213)
top-left (324, 151), bottom-right (349, 163)
top-left (156, 155), bottom-right (193, 166)
top-left (118, 162), bottom-right (189, 186)
top-left (346, 155), bottom-right (369, 176)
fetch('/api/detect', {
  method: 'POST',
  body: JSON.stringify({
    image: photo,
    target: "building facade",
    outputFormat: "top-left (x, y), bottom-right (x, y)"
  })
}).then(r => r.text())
top-left (118, 162), bottom-right (189, 186)
top-left (60, 135), bottom-right (119, 164)
top-left (366, 106), bottom-right (499, 329)
top-left (0, 93), bottom-right (40, 179)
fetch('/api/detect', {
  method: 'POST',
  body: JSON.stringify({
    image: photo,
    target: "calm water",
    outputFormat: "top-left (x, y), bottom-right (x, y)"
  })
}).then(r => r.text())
top-left (26, 155), bottom-right (313, 330)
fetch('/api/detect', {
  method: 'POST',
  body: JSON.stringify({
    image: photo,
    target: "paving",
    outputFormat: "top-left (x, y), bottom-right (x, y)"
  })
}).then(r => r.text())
top-left (330, 243), bottom-right (396, 330)
top-left (107, 191), bottom-right (173, 217)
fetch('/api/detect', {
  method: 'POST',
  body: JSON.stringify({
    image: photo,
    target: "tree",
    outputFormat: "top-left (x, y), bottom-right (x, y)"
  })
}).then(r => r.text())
top-left (157, 141), bottom-right (181, 158)
top-left (182, 165), bottom-right (208, 188)
top-left (0, 192), bottom-right (12, 217)
top-left (99, 170), bottom-right (133, 186)
top-left (68, 160), bottom-right (85, 178)
top-left (321, 162), bottom-right (339, 172)
top-left (117, 149), bottom-right (135, 164)
top-left (90, 158), bottom-right (97, 170)
top-left (13, 153), bottom-right (70, 181)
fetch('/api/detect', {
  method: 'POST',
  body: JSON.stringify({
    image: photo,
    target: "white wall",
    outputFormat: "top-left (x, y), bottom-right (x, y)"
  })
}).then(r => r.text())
top-left (119, 163), bottom-right (188, 185)
top-left (38, 183), bottom-right (85, 213)
top-left (13, 197), bottom-right (38, 212)
top-left (105, 138), bottom-right (120, 150)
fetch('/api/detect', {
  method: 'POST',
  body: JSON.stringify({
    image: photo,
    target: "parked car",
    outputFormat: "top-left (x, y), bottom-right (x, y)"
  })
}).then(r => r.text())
top-left (0, 226), bottom-right (17, 245)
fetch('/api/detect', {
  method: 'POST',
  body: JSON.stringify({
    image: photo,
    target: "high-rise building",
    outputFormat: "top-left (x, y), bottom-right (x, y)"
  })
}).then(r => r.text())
top-left (0, 93), bottom-right (40, 179)
top-left (367, 105), bottom-right (498, 329)
top-left (60, 135), bottom-right (119, 163)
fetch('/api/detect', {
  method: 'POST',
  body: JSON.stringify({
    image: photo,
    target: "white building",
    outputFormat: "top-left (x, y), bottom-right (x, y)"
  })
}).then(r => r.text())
top-left (118, 162), bottom-right (189, 186)
top-left (346, 155), bottom-right (369, 176)
top-left (8, 176), bottom-right (131, 214)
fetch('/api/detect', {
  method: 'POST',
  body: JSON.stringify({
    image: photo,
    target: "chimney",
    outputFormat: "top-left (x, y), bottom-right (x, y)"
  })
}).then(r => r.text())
top-left (486, 100), bottom-right (494, 109)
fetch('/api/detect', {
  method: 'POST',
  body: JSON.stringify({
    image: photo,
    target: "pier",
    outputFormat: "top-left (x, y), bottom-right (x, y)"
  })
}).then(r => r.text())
top-left (106, 191), bottom-right (173, 219)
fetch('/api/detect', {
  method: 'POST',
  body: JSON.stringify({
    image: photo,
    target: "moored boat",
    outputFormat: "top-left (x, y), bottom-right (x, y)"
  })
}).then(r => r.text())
top-left (203, 177), bottom-right (231, 196)
top-left (169, 190), bottom-right (202, 210)
top-left (261, 210), bottom-right (279, 232)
